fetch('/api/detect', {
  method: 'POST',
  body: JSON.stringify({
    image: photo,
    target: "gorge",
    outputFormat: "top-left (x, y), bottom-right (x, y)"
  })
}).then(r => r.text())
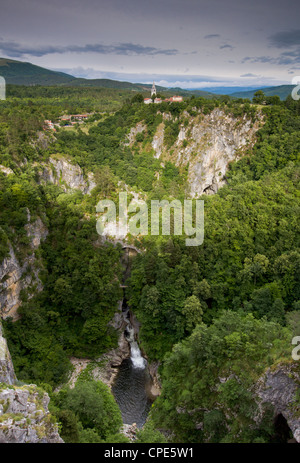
top-left (112, 304), bottom-right (154, 428)
top-left (0, 88), bottom-right (299, 443)
top-left (110, 246), bottom-right (157, 429)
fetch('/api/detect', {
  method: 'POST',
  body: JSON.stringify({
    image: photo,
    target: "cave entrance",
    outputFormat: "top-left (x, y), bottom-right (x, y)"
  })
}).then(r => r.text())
top-left (273, 413), bottom-right (294, 443)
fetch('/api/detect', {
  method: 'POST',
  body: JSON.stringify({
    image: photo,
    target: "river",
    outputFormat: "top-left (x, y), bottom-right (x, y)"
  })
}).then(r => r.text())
top-left (112, 311), bottom-right (154, 427)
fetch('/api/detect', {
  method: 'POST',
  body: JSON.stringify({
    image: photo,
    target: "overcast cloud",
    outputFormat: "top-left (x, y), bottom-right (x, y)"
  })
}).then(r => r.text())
top-left (0, 39), bottom-right (179, 58)
top-left (0, 0), bottom-right (299, 88)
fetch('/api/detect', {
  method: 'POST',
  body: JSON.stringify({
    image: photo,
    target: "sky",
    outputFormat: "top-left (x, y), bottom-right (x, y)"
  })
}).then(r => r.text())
top-left (0, 0), bottom-right (299, 89)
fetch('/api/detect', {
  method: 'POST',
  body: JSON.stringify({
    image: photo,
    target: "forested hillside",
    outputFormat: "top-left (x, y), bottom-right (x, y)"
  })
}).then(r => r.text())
top-left (231, 85), bottom-right (294, 101)
top-left (0, 86), bottom-right (299, 443)
top-left (0, 58), bottom-right (214, 98)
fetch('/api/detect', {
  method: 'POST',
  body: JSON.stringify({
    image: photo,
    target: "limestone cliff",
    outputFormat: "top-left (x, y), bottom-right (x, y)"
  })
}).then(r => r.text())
top-left (0, 210), bottom-right (48, 320)
top-left (0, 322), bottom-right (16, 385)
top-left (130, 108), bottom-right (263, 197)
top-left (1, 155), bottom-right (96, 320)
top-left (0, 322), bottom-right (63, 443)
top-left (0, 385), bottom-right (63, 443)
top-left (256, 362), bottom-right (300, 442)
top-left (37, 155), bottom-right (96, 194)
top-left (124, 122), bottom-right (147, 147)
top-left (173, 109), bottom-right (262, 197)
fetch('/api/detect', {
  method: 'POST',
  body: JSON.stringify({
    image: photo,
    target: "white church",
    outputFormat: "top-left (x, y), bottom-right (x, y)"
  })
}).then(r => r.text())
top-left (144, 82), bottom-right (183, 104)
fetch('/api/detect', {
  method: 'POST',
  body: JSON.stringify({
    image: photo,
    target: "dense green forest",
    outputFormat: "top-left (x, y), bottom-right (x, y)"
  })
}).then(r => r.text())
top-left (127, 165), bottom-right (299, 359)
top-left (151, 311), bottom-right (293, 443)
top-left (0, 86), bottom-right (299, 443)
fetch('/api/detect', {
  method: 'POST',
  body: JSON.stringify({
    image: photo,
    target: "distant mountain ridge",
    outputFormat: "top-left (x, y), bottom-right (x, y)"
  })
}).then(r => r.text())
top-left (230, 85), bottom-right (294, 100)
top-left (194, 86), bottom-right (269, 95)
top-left (0, 57), bottom-right (293, 100)
top-left (0, 58), bottom-right (74, 85)
top-left (0, 57), bottom-right (214, 98)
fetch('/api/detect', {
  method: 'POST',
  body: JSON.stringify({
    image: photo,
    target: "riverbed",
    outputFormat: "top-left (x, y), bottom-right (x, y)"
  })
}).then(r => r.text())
top-left (111, 315), bottom-right (154, 427)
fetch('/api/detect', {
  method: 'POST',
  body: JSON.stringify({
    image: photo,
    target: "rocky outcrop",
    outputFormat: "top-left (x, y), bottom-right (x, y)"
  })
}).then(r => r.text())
top-left (24, 213), bottom-right (48, 249)
top-left (92, 331), bottom-right (131, 388)
top-left (37, 156), bottom-right (96, 194)
top-left (0, 245), bottom-right (25, 319)
top-left (211, 362), bottom-right (300, 442)
top-left (121, 423), bottom-right (138, 441)
top-left (0, 322), bottom-right (63, 443)
top-left (0, 211), bottom-right (48, 320)
top-left (256, 363), bottom-right (300, 442)
top-left (0, 165), bottom-right (14, 176)
top-left (0, 322), bottom-right (16, 385)
top-left (148, 361), bottom-right (161, 398)
top-left (67, 322), bottom-right (130, 390)
top-left (124, 123), bottom-right (146, 147)
top-left (151, 123), bottom-right (164, 159)
top-left (31, 131), bottom-right (55, 151)
top-left (0, 385), bottom-right (63, 443)
top-left (151, 108), bottom-right (262, 197)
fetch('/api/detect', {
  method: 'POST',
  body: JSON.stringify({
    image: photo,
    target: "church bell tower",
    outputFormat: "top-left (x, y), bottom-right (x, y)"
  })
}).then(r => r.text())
top-left (151, 81), bottom-right (156, 97)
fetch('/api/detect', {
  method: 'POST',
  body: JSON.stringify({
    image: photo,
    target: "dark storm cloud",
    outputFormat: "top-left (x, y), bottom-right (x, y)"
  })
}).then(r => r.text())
top-left (0, 39), bottom-right (179, 58)
top-left (277, 50), bottom-right (300, 65)
top-left (269, 29), bottom-right (300, 48)
top-left (255, 28), bottom-right (300, 67)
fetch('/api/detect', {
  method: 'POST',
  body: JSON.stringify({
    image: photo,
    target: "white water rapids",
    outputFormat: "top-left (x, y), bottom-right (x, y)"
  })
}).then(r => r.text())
top-left (130, 341), bottom-right (146, 369)
top-left (125, 323), bottom-right (146, 369)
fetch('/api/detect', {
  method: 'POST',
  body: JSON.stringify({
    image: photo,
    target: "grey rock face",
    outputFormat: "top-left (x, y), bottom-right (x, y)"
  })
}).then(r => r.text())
top-left (90, 324), bottom-right (130, 388)
top-left (149, 108), bottom-right (263, 197)
top-left (256, 364), bottom-right (300, 442)
top-left (0, 165), bottom-right (14, 176)
top-left (38, 156), bottom-right (96, 194)
top-left (124, 123), bottom-right (146, 147)
top-left (0, 385), bottom-right (63, 443)
top-left (0, 325), bottom-right (62, 443)
top-left (25, 212), bottom-right (48, 249)
top-left (0, 212), bottom-right (48, 320)
top-left (121, 423), bottom-right (137, 441)
top-left (0, 245), bottom-right (24, 319)
top-left (148, 361), bottom-right (161, 398)
top-left (151, 123), bottom-right (165, 159)
top-left (0, 322), bottom-right (16, 385)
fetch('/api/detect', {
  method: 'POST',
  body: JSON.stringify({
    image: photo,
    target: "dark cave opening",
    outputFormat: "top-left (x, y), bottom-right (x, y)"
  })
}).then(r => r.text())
top-left (272, 413), bottom-right (294, 443)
